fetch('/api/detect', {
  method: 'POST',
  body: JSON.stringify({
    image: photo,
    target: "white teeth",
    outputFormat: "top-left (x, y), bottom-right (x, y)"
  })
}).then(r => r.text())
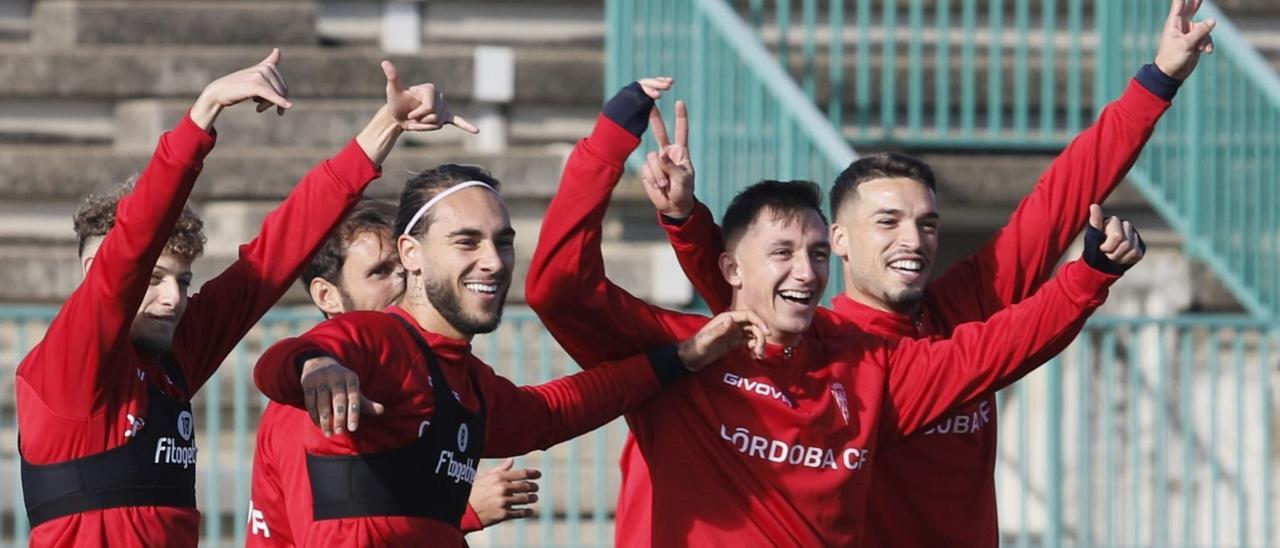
top-left (890, 259), bottom-right (923, 272)
top-left (779, 290), bottom-right (813, 301)
top-left (464, 283), bottom-right (498, 294)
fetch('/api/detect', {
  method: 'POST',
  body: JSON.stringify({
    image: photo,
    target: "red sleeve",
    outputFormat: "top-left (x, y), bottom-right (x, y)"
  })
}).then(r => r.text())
top-left (659, 201), bottom-right (733, 314)
top-left (478, 353), bottom-right (664, 457)
top-left (252, 314), bottom-right (384, 407)
top-left (15, 113), bottom-right (215, 417)
top-left (525, 114), bottom-right (685, 367)
top-left (459, 505), bottom-right (483, 533)
top-left (882, 260), bottom-right (1116, 437)
top-left (929, 79), bottom-right (1169, 315)
top-left (175, 139), bottom-right (381, 394)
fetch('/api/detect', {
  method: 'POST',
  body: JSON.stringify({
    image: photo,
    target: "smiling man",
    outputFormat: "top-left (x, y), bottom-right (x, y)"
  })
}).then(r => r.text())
top-left (246, 198), bottom-right (544, 547)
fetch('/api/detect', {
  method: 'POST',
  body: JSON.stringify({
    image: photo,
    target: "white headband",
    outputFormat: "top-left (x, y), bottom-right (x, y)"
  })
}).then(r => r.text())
top-left (401, 180), bottom-right (500, 236)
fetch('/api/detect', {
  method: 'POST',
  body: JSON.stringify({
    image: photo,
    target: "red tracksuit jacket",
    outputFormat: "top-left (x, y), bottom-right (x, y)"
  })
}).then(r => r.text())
top-left (524, 108), bottom-right (1119, 545)
top-left (15, 115), bottom-right (382, 548)
top-left (661, 76), bottom-right (1172, 546)
top-left (252, 306), bottom-right (676, 547)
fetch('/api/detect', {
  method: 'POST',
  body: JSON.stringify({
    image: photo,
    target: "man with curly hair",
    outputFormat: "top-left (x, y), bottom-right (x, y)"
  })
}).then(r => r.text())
top-left (15, 49), bottom-right (478, 547)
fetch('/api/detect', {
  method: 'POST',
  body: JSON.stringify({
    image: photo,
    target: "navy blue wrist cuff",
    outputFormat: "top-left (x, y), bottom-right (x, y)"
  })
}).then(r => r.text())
top-left (645, 344), bottom-right (690, 387)
top-left (1082, 224), bottom-right (1144, 275)
top-left (603, 82), bottom-right (655, 138)
top-left (1136, 63), bottom-right (1182, 100)
top-left (660, 213), bottom-right (688, 226)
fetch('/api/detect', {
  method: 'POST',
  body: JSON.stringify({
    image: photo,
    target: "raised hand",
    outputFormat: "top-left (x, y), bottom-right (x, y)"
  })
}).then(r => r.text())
top-left (677, 310), bottom-right (772, 369)
top-left (1154, 0), bottom-right (1216, 80)
top-left (638, 76), bottom-right (673, 100)
top-left (381, 60), bottom-right (479, 134)
top-left (190, 48), bottom-right (293, 130)
top-left (468, 458), bottom-right (542, 527)
top-left (641, 100), bottom-right (695, 219)
top-left (1089, 204), bottom-right (1146, 267)
top-left (299, 356), bottom-right (385, 437)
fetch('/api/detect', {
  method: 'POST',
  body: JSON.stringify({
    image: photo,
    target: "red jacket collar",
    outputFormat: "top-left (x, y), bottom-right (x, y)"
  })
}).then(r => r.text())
top-left (831, 294), bottom-right (923, 338)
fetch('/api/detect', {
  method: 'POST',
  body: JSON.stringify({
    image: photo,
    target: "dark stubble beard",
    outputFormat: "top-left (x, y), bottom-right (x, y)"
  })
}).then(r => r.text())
top-left (423, 274), bottom-right (504, 335)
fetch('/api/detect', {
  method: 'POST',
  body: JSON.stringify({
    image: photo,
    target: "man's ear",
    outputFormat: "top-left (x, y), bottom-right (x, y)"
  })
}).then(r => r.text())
top-left (80, 255), bottom-right (95, 276)
top-left (309, 278), bottom-right (346, 317)
top-left (830, 223), bottom-right (851, 261)
top-left (719, 251), bottom-right (743, 289)
top-left (398, 234), bottom-right (424, 274)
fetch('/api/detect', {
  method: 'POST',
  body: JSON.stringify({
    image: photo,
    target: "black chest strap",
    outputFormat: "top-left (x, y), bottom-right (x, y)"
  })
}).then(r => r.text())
top-left (306, 314), bottom-right (487, 525)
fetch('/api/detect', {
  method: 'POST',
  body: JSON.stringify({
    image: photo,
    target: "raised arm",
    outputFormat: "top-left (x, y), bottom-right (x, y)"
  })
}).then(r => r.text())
top-left (14, 51), bottom-right (295, 415)
top-left (525, 78), bottom-right (687, 367)
top-left (931, 0), bottom-right (1213, 314)
top-left (883, 208), bottom-right (1145, 436)
top-left (177, 61), bottom-right (479, 392)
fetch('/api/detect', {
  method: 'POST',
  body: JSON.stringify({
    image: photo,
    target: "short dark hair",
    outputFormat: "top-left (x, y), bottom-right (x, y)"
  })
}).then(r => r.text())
top-left (299, 198), bottom-right (397, 290)
top-left (73, 178), bottom-right (205, 260)
top-left (830, 152), bottom-right (937, 219)
top-left (721, 179), bottom-right (827, 248)
top-left (395, 164), bottom-right (503, 238)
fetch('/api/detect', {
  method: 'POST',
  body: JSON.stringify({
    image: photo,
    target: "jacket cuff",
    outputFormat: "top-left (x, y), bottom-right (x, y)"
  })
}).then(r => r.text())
top-left (1060, 259), bottom-right (1121, 306)
top-left (167, 111), bottom-right (219, 169)
top-left (1135, 63), bottom-right (1182, 100)
top-left (460, 504), bottom-right (484, 533)
top-left (327, 138), bottom-right (384, 195)
top-left (659, 201), bottom-right (716, 247)
top-left (602, 82), bottom-right (655, 138)
top-left (645, 344), bottom-right (691, 387)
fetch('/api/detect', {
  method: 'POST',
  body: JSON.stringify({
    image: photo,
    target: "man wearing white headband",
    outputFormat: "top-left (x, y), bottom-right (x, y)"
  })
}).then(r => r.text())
top-left (252, 164), bottom-right (772, 545)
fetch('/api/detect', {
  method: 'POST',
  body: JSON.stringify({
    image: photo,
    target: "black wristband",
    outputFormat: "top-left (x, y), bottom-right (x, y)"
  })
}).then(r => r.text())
top-left (1136, 63), bottom-right (1182, 100)
top-left (603, 82), bottom-right (655, 138)
top-left (645, 344), bottom-right (691, 387)
top-left (1082, 224), bottom-right (1144, 275)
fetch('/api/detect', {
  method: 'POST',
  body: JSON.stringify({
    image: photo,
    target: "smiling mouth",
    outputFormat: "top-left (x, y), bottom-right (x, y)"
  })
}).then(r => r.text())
top-left (463, 282), bottom-right (500, 296)
top-left (778, 289), bottom-right (815, 306)
top-left (888, 259), bottom-right (924, 273)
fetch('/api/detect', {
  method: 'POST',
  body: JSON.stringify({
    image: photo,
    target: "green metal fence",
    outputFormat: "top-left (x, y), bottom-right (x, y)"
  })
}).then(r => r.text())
top-left (2, 308), bottom-right (1277, 546)
top-left (726, 0), bottom-right (1101, 149)
top-left (605, 0), bottom-right (858, 218)
top-left (1095, 1), bottom-right (1280, 320)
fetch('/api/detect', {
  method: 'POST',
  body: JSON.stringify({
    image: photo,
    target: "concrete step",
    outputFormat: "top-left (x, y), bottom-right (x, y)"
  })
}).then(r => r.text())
top-left (31, 1), bottom-right (318, 47)
top-left (0, 143), bottom-right (573, 201)
top-left (114, 99), bottom-right (597, 149)
top-left (0, 44), bottom-right (601, 106)
top-left (318, 0), bottom-right (603, 48)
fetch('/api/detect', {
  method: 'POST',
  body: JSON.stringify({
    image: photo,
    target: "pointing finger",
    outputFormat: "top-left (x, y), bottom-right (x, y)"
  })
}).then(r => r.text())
top-left (649, 106), bottom-right (671, 149)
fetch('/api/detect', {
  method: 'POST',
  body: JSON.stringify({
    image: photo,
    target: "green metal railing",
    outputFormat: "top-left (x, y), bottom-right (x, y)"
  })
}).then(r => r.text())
top-left (1, 308), bottom-right (1276, 546)
top-left (605, 0), bottom-right (858, 218)
top-left (1095, 1), bottom-right (1280, 319)
top-left (730, 0), bottom-right (1101, 149)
